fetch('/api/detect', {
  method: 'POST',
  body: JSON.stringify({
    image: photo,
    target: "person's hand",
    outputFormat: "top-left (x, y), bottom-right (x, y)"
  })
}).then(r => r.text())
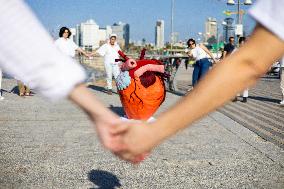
top-left (212, 59), bottom-right (218, 65)
top-left (68, 84), bottom-right (126, 153)
top-left (89, 111), bottom-right (126, 152)
top-left (85, 53), bottom-right (92, 59)
top-left (110, 121), bottom-right (158, 163)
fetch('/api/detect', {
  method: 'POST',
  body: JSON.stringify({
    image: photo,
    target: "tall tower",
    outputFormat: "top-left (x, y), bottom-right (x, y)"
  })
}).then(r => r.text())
top-left (112, 22), bottom-right (130, 49)
top-left (155, 20), bottom-right (165, 49)
top-left (205, 17), bottom-right (217, 42)
top-left (79, 19), bottom-right (100, 49)
top-left (223, 17), bottom-right (235, 43)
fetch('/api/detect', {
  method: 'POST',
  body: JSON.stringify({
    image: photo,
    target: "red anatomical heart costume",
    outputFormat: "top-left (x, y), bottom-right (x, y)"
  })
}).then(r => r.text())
top-left (115, 49), bottom-right (166, 120)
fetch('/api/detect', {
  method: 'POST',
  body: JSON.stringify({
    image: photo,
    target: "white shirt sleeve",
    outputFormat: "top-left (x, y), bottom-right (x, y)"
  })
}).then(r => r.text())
top-left (249, 0), bottom-right (284, 41)
top-left (0, 0), bottom-right (86, 101)
top-left (71, 40), bottom-right (79, 50)
top-left (96, 44), bottom-right (107, 56)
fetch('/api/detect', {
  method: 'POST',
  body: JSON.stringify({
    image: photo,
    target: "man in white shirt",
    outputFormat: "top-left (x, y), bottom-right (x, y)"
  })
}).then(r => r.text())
top-left (92, 34), bottom-right (121, 95)
top-left (55, 27), bottom-right (90, 58)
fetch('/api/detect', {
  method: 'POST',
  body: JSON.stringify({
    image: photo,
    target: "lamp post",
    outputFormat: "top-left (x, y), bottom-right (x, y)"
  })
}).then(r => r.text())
top-left (170, 0), bottom-right (175, 50)
top-left (227, 0), bottom-right (252, 38)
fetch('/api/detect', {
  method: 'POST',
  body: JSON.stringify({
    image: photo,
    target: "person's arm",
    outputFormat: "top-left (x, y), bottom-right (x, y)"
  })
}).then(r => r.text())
top-left (90, 45), bottom-right (105, 57)
top-left (76, 47), bottom-right (91, 58)
top-left (187, 50), bottom-right (196, 61)
top-left (112, 24), bottom-right (284, 162)
top-left (222, 49), bottom-right (228, 59)
top-left (0, 1), bottom-right (124, 153)
top-left (199, 44), bottom-right (217, 63)
top-left (68, 84), bottom-right (123, 150)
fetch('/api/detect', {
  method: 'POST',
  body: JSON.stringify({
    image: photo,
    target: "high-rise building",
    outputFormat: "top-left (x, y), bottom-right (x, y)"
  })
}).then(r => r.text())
top-left (155, 20), bottom-right (164, 49)
top-left (69, 28), bottom-right (76, 43)
top-left (112, 22), bottom-right (130, 49)
top-left (223, 17), bottom-right (235, 43)
top-left (75, 19), bottom-right (113, 50)
top-left (98, 25), bottom-right (112, 45)
top-left (205, 17), bottom-right (217, 42)
top-left (78, 19), bottom-right (100, 49)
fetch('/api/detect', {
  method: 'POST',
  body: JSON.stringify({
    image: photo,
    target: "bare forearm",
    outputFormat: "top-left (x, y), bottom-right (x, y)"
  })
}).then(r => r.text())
top-left (152, 25), bottom-right (284, 142)
top-left (68, 84), bottom-right (113, 119)
top-left (77, 48), bottom-right (89, 57)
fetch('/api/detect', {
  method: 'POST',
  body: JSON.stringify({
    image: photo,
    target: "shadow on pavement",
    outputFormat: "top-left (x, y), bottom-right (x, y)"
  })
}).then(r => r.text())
top-left (166, 89), bottom-right (185, 96)
top-left (109, 105), bottom-right (125, 117)
top-left (249, 96), bottom-right (281, 104)
top-left (88, 169), bottom-right (121, 189)
top-left (88, 85), bottom-right (118, 95)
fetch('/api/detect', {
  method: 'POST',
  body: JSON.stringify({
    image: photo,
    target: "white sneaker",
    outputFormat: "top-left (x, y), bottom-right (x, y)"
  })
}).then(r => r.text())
top-left (0, 96), bottom-right (4, 100)
top-left (280, 100), bottom-right (284, 106)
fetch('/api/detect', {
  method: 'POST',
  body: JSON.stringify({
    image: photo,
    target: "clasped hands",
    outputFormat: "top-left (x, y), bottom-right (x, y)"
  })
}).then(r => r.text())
top-left (91, 112), bottom-right (158, 164)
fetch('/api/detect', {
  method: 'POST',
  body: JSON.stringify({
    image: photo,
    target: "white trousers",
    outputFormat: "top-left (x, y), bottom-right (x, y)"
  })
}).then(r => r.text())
top-left (242, 89), bottom-right (249, 98)
top-left (104, 63), bottom-right (120, 90)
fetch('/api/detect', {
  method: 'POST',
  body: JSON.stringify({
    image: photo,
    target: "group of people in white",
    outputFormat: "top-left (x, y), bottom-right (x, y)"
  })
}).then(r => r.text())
top-left (54, 27), bottom-right (121, 95)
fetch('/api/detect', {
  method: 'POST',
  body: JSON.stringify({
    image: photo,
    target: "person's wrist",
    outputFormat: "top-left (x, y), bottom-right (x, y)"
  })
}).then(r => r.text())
top-left (148, 120), bottom-right (169, 147)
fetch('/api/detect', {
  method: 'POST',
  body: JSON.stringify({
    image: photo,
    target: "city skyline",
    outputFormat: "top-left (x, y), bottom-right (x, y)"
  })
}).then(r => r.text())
top-left (25, 0), bottom-right (256, 43)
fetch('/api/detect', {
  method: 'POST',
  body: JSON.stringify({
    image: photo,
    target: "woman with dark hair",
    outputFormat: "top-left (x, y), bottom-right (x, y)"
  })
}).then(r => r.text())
top-left (55, 26), bottom-right (90, 58)
top-left (187, 38), bottom-right (217, 87)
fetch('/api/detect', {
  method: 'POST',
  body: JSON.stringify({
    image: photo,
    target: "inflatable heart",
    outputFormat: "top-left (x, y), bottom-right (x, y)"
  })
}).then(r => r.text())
top-left (116, 49), bottom-right (166, 120)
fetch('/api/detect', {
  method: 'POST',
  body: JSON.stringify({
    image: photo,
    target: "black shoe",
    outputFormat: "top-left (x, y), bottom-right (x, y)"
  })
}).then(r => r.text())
top-left (242, 97), bottom-right (247, 103)
top-left (232, 97), bottom-right (238, 102)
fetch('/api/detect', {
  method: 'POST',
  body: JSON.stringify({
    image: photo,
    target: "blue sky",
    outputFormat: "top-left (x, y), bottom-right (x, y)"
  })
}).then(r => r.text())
top-left (25, 0), bottom-right (256, 43)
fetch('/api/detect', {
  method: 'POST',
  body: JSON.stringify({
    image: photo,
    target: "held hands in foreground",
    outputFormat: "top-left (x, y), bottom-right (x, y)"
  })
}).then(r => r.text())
top-left (110, 121), bottom-right (159, 163)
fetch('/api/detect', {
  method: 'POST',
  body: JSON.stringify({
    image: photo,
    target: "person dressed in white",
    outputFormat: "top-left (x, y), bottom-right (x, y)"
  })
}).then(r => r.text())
top-left (55, 27), bottom-right (90, 58)
top-left (0, 0), bottom-right (124, 153)
top-left (231, 36), bottom-right (249, 102)
top-left (92, 34), bottom-right (121, 95)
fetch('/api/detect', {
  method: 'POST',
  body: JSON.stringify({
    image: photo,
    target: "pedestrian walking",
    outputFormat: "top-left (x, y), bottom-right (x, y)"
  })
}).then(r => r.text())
top-left (187, 38), bottom-right (217, 87)
top-left (91, 34), bottom-right (121, 95)
top-left (232, 36), bottom-right (249, 102)
top-left (222, 36), bottom-right (235, 58)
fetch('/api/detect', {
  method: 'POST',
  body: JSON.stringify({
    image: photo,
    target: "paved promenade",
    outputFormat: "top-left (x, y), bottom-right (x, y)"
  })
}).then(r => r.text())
top-left (176, 63), bottom-right (284, 149)
top-left (0, 66), bottom-right (284, 188)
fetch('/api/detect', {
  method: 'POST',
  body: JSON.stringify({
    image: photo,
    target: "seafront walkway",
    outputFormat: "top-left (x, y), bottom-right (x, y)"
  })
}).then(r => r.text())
top-left (0, 63), bottom-right (283, 188)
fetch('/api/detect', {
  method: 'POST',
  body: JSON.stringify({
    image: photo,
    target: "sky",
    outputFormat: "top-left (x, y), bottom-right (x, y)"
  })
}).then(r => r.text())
top-left (25, 0), bottom-right (256, 43)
